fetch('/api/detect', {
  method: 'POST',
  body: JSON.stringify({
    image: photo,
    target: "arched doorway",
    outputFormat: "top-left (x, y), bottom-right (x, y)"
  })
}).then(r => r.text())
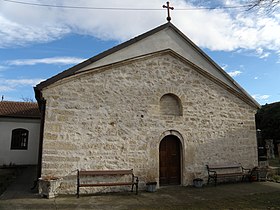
top-left (159, 135), bottom-right (181, 185)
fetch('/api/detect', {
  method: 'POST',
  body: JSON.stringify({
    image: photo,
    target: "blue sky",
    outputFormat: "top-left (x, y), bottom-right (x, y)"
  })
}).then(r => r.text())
top-left (0, 0), bottom-right (279, 105)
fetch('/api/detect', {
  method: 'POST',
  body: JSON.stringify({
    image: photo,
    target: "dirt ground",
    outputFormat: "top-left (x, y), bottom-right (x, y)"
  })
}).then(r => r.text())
top-left (1, 166), bottom-right (280, 209)
top-left (1, 182), bottom-right (280, 210)
top-left (0, 168), bottom-right (17, 195)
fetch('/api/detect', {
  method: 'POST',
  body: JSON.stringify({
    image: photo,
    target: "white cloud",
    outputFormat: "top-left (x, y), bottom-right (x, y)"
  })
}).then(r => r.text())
top-left (254, 76), bottom-right (258, 80)
top-left (256, 48), bottom-right (270, 59)
top-left (252, 94), bottom-right (270, 100)
top-left (0, 78), bottom-right (45, 92)
top-left (221, 64), bottom-right (228, 70)
top-left (6, 57), bottom-right (86, 66)
top-left (227, 70), bottom-right (242, 77)
top-left (0, 85), bottom-right (14, 92)
top-left (0, 15), bottom-right (69, 48)
top-left (3, 79), bottom-right (45, 86)
top-left (0, 0), bottom-right (280, 59)
top-left (0, 65), bottom-right (8, 71)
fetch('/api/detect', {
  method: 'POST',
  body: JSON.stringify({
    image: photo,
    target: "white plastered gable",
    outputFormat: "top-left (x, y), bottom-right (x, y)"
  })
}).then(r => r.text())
top-left (78, 26), bottom-right (241, 96)
top-left (36, 23), bottom-right (259, 109)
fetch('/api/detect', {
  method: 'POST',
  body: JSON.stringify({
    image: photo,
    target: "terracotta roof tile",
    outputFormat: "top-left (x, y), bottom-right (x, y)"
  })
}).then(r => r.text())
top-left (0, 101), bottom-right (41, 119)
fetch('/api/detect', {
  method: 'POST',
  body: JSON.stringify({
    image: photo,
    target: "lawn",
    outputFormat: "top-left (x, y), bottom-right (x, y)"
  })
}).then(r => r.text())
top-left (268, 156), bottom-right (280, 167)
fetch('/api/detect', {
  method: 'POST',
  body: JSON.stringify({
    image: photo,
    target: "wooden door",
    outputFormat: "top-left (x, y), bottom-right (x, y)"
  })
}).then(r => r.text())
top-left (159, 135), bottom-right (181, 185)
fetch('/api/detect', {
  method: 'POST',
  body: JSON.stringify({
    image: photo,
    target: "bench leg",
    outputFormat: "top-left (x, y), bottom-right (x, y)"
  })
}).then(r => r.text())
top-left (131, 184), bottom-right (134, 192)
top-left (135, 183), bottom-right (138, 195)
top-left (77, 185), bottom-right (79, 198)
top-left (214, 176), bottom-right (217, 186)
top-left (77, 170), bottom-right (80, 198)
top-left (242, 174), bottom-right (248, 182)
top-left (208, 175), bottom-right (216, 186)
top-left (131, 183), bottom-right (138, 195)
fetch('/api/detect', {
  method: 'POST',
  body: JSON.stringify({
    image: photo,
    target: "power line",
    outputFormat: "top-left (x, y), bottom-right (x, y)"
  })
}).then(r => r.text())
top-left (2, 0), bottom-right (254, 11)
top-left (177, 4), bottom-right (254, 10)
top-left (3, 0), bottom-right (162, 10)
top-left (2, 0), bottom-right (161, 10)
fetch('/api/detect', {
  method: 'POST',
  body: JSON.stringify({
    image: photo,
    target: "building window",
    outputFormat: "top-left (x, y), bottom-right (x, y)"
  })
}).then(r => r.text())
top-left (11, 128), bottom-right (29, 150)
top-left (160, 93), bottom-right (183, 116)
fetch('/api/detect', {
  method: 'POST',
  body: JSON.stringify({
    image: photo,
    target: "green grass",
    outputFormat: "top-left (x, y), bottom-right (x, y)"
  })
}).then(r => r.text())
top-left (268, 157), bottom-right (280, 167)
top-left (132, 192), bottom-right (280, 210)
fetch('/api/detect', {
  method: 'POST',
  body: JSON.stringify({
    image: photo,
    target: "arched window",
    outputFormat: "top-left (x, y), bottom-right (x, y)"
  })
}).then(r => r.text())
top-left (160, 94), bottom-right (182, 116)
top-left (10, 128), bottom-right (29, 150)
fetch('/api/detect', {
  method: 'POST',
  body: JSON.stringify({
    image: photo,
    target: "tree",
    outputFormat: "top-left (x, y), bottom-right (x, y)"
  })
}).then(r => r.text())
top-left (21, 96), bottom-right (34, 102)
top-left (249, 0), bottom-right (280, 10)
top-left (255, 102), bottom-right (280, 141)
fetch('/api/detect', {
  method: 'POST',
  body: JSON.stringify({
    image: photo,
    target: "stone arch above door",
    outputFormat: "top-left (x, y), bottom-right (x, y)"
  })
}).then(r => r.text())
top-left (159, 130), bottom-right (184, 145)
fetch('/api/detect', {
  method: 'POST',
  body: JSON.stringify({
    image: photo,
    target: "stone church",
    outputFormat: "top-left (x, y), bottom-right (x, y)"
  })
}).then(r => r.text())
top-left (34, 22), bottom-right (260, 194)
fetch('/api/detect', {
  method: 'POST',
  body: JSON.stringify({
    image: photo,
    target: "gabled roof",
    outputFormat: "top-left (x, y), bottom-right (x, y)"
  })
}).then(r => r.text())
top-left (35, 22), bottom-right (173, 90)
top-left (34, 22), bottom-right (260, 109)
top-left (0, 101), bottom-right (41, 119)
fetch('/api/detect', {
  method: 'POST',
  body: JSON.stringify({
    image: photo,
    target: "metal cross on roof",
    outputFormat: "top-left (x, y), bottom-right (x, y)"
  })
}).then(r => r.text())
top-left (163, 1), bottom-right (174, 22)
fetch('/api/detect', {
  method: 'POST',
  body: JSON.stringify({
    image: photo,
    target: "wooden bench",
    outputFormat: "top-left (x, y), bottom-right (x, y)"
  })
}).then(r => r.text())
top-left (77, 169), bottom-right (139, 198)
top-left (206, 163), bottom-right (251, 186)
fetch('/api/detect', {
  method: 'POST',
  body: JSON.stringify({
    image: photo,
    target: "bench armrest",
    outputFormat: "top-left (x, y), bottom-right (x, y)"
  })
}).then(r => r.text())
top-left (208, 170), bottom-right (217, 176)
top-left (242, 167), bottom-right (251, 174)
top-left (133, 176), bottom-right (139, 183)
top-left (206, 165), bottom-right (217, 176)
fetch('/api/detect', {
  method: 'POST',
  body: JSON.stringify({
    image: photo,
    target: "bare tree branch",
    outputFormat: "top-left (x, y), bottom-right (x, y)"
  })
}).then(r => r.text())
top-left (249, 0), bottom-right (280, 8)
top-left (247, 0), bottom-right (280, 14)
top-left (21, 96), bottom-right (34, 102)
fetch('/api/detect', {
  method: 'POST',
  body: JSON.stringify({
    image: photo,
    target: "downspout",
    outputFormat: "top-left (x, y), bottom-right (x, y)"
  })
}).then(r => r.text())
top-left (34, 87), bottom-right (46, 180)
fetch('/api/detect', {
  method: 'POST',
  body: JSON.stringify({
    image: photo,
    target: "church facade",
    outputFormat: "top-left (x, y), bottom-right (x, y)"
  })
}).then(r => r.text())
top-left (35, 23), bottom-right (259, 194)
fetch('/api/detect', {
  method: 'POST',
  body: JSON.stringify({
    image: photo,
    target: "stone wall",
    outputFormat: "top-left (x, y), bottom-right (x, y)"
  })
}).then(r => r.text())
top-left (41, 51), bottom-right (258, 194)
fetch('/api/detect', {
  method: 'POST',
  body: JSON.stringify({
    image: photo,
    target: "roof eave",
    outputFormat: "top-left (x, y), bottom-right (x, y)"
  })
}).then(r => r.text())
top-left (167, 24), bottom-right (261, 109)
top-left (0, 115), bottom-right (41, 119)
top-left (35, 22), bottom-right (172, 91)
top-left (34, 22), bottom-right (260, 109)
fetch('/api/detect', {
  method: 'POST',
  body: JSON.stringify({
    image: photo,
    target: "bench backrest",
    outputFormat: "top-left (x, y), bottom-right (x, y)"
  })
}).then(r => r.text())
top-left (78, 169), bottom-right (134, 176)
top-left (206, 164), bottom-right (244, 175)
top-left (207, 164), bottom-right (242, 170)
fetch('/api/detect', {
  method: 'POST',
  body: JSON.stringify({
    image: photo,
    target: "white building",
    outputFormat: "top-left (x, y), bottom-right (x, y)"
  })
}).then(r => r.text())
top-left (0, 101), bottom-right (41, 166)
